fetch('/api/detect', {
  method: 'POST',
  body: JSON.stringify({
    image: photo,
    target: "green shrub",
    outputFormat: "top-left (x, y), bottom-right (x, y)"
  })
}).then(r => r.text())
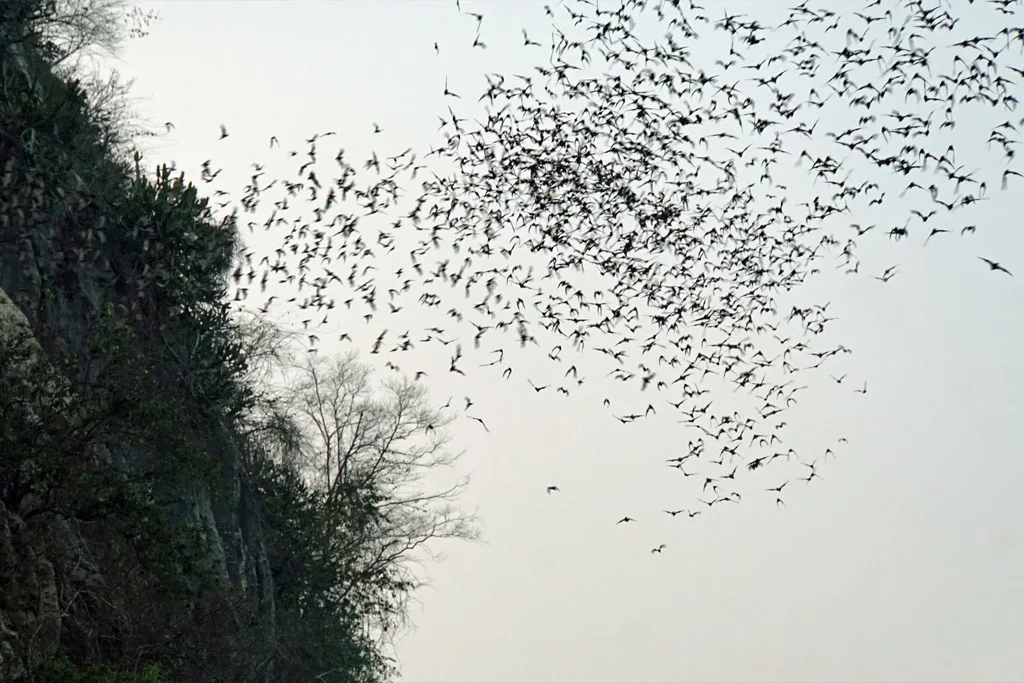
top-left (35, 657), bottom-right (163, 683)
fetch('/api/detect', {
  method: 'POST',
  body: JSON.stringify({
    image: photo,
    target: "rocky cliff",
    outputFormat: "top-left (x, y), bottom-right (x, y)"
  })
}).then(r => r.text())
top-left (0, 21), bottom-right (277, 682)
top-left (0, 215), bottom-right (277, 681)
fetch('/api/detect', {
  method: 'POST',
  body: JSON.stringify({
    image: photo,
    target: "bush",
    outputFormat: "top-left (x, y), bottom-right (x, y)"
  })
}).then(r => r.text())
top-left (35, 657), bottom-right (163, 683)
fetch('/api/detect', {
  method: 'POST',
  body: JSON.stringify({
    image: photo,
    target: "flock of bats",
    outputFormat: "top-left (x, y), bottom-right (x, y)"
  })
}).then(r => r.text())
top-left (174, 0), bottom-right (1020, 554)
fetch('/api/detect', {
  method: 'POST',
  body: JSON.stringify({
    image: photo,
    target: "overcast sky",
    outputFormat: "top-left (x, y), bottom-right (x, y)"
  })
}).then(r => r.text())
top-left (106, 1), bottom-right (1024, 681)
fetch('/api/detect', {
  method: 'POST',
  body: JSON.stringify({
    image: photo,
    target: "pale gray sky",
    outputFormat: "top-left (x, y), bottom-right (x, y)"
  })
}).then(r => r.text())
top-left (106, 1), bottom-right (1023, 681)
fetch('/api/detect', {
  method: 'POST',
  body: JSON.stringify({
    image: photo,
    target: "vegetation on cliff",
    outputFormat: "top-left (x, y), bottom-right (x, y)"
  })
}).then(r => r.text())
top-left (0, 2), bottom-right (475, 681)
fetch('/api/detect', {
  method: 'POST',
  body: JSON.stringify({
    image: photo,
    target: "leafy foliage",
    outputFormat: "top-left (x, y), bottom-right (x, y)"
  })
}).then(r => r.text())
top-left (1, 1), bottom-right (470, 681)
top-left (246, 451), bottom-right (401, 683)
top-left (35, 657), bottom-right (163, 683)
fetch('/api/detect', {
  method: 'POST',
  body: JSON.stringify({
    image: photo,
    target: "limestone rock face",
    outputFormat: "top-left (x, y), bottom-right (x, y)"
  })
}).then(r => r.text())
top-left (0, 507), bottom-right (27, 682)
top-left (0, 286), bottom-right (35, 353)
top-left (33, 556), bottom-right (60, 663)
top-left (0, 288), bottom-right (72, 680)
top-left (0, 258), bottom-right (275, 678)
top-left (0, 25), bottom-right (273, 680)
top-left (0, 42), bottom-right (272, 679)
top-left (0, 284), bottom-right (44, 406)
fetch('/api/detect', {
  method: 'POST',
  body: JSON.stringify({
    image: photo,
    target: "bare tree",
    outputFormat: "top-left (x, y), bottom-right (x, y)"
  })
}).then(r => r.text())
top-left (282, 350), bottom-right (479, 596)
top-left (11, 0), bottom-right (157, 67)
top-left (7, 0), bottom-right (160, 152)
